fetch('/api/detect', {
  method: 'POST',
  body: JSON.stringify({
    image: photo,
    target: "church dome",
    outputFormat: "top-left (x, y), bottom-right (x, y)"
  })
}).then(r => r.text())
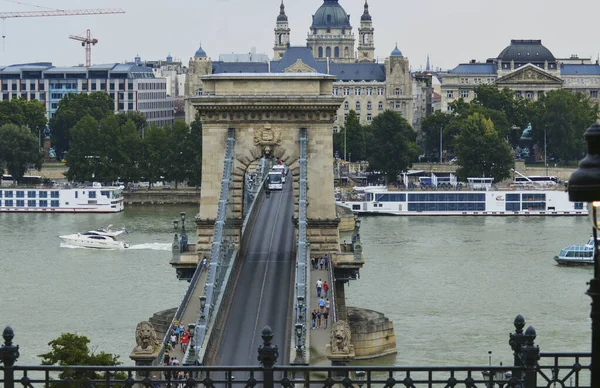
top-left (194, 45), bottom-right (207, 58)
top-left (390, 44), bottom-right (403, 57)
top-left (497, 39), bottom-right (555, 63)
top-left (311, 0), bottom-right (351, 29)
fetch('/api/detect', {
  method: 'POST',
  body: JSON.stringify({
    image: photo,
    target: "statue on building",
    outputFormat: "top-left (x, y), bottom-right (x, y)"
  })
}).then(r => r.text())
top-left (521, 123), bottom-right (532, 139)
top-left (133, 321), bottom-right (159, 354)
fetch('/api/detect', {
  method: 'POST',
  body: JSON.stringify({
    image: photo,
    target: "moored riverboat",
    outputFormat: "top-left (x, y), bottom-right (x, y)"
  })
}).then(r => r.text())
top-left (337, 187), bottom-right (585, 216)
top-left (0, 186), bottom-right (124, 213)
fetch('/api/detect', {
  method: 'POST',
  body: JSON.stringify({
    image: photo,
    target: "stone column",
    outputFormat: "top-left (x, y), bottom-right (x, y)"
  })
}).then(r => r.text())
top-left (334, 280), bottom-right (347, 322)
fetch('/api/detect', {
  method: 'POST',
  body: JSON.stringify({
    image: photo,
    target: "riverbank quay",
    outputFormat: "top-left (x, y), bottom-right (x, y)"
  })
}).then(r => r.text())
top-left (123, 189), bottom-right (200, 205)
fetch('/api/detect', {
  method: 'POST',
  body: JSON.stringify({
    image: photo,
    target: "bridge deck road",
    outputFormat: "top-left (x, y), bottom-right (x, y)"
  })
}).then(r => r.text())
top-left (214, 178), bottom-right (295, 366)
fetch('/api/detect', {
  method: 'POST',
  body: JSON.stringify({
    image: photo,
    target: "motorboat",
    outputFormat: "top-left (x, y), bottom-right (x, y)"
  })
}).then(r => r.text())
top-left (554, 237), bottom-right (595, 265)
top-left (59, 225), bottom-right (130, 249)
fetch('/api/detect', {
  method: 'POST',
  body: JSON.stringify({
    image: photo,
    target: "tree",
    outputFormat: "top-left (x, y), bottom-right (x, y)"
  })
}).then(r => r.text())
top-left (420, 111), bottom-right (453, 160)
top-left (116, 119), bottom-right (144, 183)
top-left (186, 116), bottom-right (203, 187)
top-left (333, 110), bottom-right (367, 161)
top-left (65, 115), bottom-right (101, 182)
top-left (529, 89), bottom-right (599, 162)
top-left (366, 110), bottom-right (420, 181)
top-left (0, 124), bottom-right (43, 183)
top-left (117, 111), bottom-right (148, 138)
top-left (0, 98), bottom-right (47, 138)
top-left (142, 124), bottom-right (169, 186)
top-left (49, 92), bottom-right (114, 156)
top-left (39, 333), bottom-right (124, 383)
top-left (165, 120), bottom-right (191, 188)
top-left (454, 112), bottom-right (514, 182)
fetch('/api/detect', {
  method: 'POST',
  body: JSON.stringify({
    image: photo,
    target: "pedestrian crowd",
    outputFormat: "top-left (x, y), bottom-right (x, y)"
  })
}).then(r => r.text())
top-left (162, 320), bottom-right (191, 383)
top-left (311, 254), bottom-right (331, 330)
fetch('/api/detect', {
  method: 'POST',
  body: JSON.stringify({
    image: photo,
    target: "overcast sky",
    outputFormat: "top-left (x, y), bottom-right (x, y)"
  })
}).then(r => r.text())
top-left (1, 0), bottom-right (600, 70)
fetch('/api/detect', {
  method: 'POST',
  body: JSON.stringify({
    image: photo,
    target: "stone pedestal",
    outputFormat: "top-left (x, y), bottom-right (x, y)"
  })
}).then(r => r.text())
top-left (307, 218), bottom-right (340, 254)
top-left (347, 307), bottom-right (397, 360)
top-left (43, 138), bottom-right (52, 161)
top-left (129, 350), bottom-right (159, 380)
top-left (517, 137), bottom-right (534, 163)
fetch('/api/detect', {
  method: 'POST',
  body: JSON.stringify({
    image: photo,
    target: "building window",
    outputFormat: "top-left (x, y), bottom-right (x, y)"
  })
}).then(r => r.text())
top-left (377, 87), bottom-right (384, 96)
top-left (366, 87), bottom-right (373, 96)
top-left (460, 77), bottom-right (469, 84)
top-left (333, 88), bottom-right (338, 96)
top-left (318, 47), bottom-right (323, 58)
top-left (344, 101), bottom-right (349, 110)
top-left (515, 91), bottom-right (522, 99)
top-left (343, 88), bottom-right (350, 96)
top-left (525, 91), bottom-right (533, 99)
top-left (447, 91), bottom-right (454, 98)
top-left (591, 90), bottom-right (598, 98)
top-left (334, 47), bottom-right (340, 58)
top-left (355, 88), bottom-right (361, 96)
top-left (378, 101), bottom-right (383, 110)
top-left (367, 114), bottom-right (372, 121)
top-left (128, 102), bottom-right (134, 110)
top-left (344, 114), bottom-right (347, 120)
top-left (326, 46), bottom-right (331, 58)
top-left (367, 101), bottom-right (372, 110)
top-left (333, 126), bottom-right (339, 133)
top-left (109, 83), bottom-right (115, 91)
top-left (356, 114), bottom-right (360, 120)
top-left (395, 102), bottom-right (401, 109)
top-left (395, 88), bottom-right (401, 96)
top-left (460, 90), bottom-right (469, 98)
top-left (355, 101), bottom-right (361, 110)
top-left (91, 83), bottom-right (97, 91)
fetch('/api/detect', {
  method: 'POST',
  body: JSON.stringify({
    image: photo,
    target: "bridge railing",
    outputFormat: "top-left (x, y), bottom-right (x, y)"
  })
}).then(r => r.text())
top-left (290, 128), bottom-right (310, 364)
top-left (1, 324), bottom-right (591, 388)
top-left (243, 158), bottom-right (269, 219)
top-left (181, 128), bottom-right (236, 366)
top-left (326, 251), bottom-right (337, 324)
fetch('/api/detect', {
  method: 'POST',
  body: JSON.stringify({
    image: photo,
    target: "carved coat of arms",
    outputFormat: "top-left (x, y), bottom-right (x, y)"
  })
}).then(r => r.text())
top-left (254, 124), bottom-right (282, 146)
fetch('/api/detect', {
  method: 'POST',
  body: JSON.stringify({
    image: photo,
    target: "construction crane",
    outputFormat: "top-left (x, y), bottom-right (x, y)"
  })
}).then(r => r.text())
top-left (69, 29), bottom-right (97, 67)
top-left (0, 8), bottom-right (125, 51)
top-left (0, 9), bottom-right (125, 19)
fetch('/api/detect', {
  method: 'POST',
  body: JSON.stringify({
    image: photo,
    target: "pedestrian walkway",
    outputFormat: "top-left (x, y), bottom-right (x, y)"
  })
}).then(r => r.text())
top-left (308, 266), bottom-right (332, 366)
top-left (163, 269), bottom-right (209, 364)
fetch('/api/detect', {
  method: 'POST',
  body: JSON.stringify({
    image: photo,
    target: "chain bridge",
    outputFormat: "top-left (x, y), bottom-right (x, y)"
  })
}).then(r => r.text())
top-left (158, 73), bottom-right (365, 368)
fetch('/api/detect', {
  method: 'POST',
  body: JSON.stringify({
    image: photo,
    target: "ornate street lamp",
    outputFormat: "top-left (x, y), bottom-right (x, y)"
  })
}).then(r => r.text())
top-left (199, 296), bottom-right (206, 321)
top-left (297, 295), bottom-right (305, 321)
top-left (294, 323), bottom-right (303, 352)
top-left (567, 122), bottom-right (600, 387)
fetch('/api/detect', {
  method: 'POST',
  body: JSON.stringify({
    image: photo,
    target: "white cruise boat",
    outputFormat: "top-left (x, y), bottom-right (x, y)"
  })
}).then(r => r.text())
top-left (0, 185), bottom-right (124, 213)
top-left (554, 237), bottom-right (595, 265)
top-left (337, 186), bottom-right (586, 216)
top-left (59, 226), bottom-right (130, 249)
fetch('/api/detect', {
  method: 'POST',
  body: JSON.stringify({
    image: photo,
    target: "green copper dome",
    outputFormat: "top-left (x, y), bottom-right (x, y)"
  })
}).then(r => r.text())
top-left (311, 0), bottom-right (351, 29)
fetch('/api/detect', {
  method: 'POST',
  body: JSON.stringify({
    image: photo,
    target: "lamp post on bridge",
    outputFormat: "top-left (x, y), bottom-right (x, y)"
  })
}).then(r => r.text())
top-left (567, 122), bottom-right (600, 387)
top-left (180, 212), bottom-right (188, 252)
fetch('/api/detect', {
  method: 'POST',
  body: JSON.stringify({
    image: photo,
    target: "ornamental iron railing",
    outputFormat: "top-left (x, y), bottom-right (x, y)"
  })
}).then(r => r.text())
top-left (182, 128), bottom-right (237, 366)
top-left (0, 322), bottom-right (591, 388)
top-left (290, 128), bottom-right (309, 365)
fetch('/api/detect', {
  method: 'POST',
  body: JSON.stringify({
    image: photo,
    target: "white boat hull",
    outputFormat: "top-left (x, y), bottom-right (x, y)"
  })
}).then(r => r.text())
top-left (554, 256), bottom-right (593, 266)
top-left (59, 234), bottom-right (129, 250)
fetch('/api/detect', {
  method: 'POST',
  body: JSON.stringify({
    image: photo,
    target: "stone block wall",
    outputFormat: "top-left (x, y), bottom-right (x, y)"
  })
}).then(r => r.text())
top-left (347, 307), bottom-right (397, 360)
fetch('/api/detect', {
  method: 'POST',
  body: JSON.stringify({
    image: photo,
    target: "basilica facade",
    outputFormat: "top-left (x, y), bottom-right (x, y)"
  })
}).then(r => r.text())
top-left (185, 0), bottom-right (427, 135)
top-left (438, 39), bottom-right (600, 112)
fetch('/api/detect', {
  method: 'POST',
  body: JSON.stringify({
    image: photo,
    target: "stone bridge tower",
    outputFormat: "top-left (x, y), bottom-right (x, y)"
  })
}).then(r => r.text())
top-left (189, 73), bottom-right (345, 258)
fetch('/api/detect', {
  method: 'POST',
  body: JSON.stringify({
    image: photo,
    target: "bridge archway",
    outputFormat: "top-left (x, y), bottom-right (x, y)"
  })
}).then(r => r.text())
top-left (190, 73), bottom-right (344, 259)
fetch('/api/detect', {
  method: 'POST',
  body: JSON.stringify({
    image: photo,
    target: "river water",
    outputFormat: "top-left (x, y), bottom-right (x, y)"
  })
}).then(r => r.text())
top-left (0, 208), bottom-right (594, 368)
top-left (0, 205), bottom-right (196, 365)
top-left (345, 216), bottom-right (593, 367)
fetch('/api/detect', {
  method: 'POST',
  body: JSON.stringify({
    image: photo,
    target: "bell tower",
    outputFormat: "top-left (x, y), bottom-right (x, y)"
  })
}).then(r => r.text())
top-left (357, 0), bottom-right (375, 63)
top-left (273, 0), bottom-right (290, 59)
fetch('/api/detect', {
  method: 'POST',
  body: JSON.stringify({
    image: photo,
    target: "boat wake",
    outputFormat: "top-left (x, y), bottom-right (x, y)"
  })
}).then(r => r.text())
top-left (60, 242), bottom-right (171, 251)
top-left (128, 243), bottom-right (172, 251)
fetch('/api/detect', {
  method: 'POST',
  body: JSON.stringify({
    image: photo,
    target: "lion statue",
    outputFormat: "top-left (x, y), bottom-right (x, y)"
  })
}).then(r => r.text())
top-left (330, 320), bottom-right (352, 354)
top-left (134, 321), bottom-right (159, 354)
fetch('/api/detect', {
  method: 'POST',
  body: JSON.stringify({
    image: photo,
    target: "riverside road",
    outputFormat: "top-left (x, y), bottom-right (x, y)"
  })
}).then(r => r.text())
top-left (214, 179), bottom-right (295, 365)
